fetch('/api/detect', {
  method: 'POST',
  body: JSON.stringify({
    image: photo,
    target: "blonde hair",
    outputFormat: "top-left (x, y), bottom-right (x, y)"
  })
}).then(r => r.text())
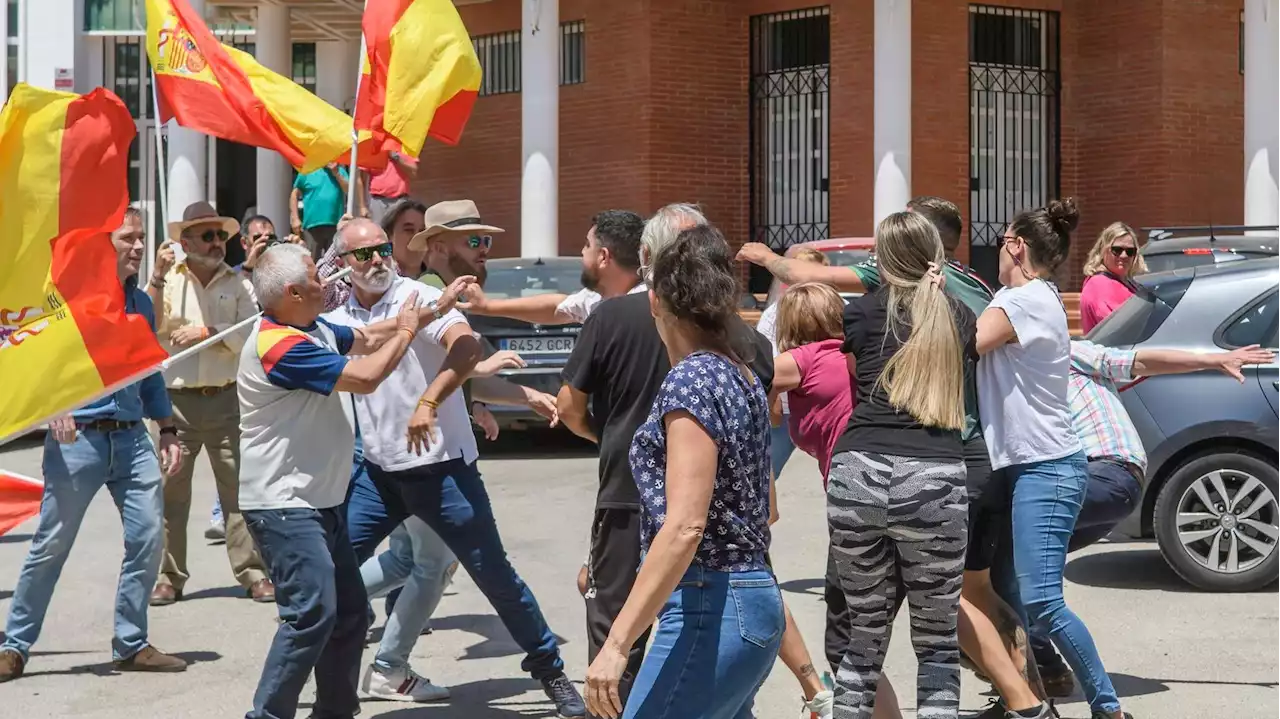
top-left (776, 282), bottom-right (844, 353)
top-left (791, 247), bottom-right (830, 266)
top-left (1083, 221), bottom-right (1146, 277)
top-left (873, 212), bottom-right (965, 431)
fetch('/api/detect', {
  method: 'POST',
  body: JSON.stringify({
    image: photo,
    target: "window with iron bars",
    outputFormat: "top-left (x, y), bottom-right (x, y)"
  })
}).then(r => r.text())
top-left (473, 20), bottom-right (586, 97)
top-left (292, 42), bottom-right (317, 94)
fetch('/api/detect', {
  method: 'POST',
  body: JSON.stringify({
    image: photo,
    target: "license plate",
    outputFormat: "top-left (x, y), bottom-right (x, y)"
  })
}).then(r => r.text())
top-left (499, 336), bottom-right (576, 354)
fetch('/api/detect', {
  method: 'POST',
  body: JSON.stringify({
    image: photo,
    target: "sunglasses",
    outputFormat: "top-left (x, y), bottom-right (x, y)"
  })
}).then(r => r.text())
top-left (1109, 246), bottom-right (1137, 258)
top-left (196, 229), bottom-right (230, 244)
top-left (466, 234), bottom-right (493, 250)
top-left (341, 242), bottom-right (394, 262)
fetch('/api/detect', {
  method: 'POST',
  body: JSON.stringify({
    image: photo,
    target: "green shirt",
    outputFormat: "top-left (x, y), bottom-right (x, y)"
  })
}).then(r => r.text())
top-left (850, 258), bottom-right (995, 441)
top-left (293, 167), bottom-right (348, 229)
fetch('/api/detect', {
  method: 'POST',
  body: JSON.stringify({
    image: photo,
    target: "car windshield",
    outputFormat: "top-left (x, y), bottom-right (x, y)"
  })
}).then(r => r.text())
top-left (482, 261), bottom-right (583, 300)
top-left (1087, 270), bottom-right (1194, 346)
top-left (823, 249), bottom-right (873, 267)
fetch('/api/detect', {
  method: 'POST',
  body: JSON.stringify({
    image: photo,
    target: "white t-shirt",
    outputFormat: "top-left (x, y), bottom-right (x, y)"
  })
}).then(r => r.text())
top-left (754, 302), bottom-right (789, 415)
top-left (978, 279), bottom-right (1081, 469)
top-left (323, 277), bottom-right (479, 472)
top-left (555, 283), bottom-right (648, 324)
top-left (238, 316), bottom-right (357, 511)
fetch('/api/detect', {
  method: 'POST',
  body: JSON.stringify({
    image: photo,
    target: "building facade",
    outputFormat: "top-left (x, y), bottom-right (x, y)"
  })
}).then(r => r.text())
top-left (5, 0), bottom-right (1277, 289)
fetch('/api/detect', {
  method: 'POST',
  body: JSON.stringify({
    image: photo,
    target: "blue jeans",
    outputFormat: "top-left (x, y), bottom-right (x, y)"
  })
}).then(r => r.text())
top-left (346, 458), bottom-right (564, 681)
top-left (999, 452), bottom-right (1121, 714)
top-left (769, 420), bottom-right (796, 479)
top-left (244, 506), bottom-right (367, 719)
top-left (624, 565), bottom-right (783, 719)
top-left (359, 516), bottom-right (457, 671)
top-left (2, 425), bottom-right (162, 662)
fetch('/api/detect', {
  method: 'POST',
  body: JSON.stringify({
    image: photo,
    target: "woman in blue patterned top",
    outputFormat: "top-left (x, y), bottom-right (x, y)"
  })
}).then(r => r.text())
top-left (584, 225), bottom-right (784, 719)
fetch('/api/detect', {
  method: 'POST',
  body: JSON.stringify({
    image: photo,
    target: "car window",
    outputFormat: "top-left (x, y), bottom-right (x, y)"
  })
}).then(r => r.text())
top-left (482, 263), bottom-right (583, 300)
top-left (823, 249), bottom-right (873, 267)
top-left (1221, 290), bottom-right (1279, 349)
top-left (1087, 272), bottom-right (1193, 347)
top-left (1141, 250), bottom-right (1216, 274)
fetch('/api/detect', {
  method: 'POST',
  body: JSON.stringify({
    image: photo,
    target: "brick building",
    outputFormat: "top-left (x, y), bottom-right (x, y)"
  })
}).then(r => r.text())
top-left (417, 0), bottom-right (1274, 290)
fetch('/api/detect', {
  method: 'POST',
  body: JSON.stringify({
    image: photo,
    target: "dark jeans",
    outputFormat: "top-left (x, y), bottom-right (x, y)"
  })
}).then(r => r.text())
top-left (345, 457), bottom-right (564, 681)
top-left (585, 507), bottom-right (649, 717)
top-left (243, 506), bottom-right (367, 719)
top-left (1029, 459), bottom-right (1142, 671)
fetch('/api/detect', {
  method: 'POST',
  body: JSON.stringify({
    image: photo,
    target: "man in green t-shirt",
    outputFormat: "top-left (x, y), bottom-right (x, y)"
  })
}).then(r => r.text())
top-left (290, 163), bottom-right (365, 260)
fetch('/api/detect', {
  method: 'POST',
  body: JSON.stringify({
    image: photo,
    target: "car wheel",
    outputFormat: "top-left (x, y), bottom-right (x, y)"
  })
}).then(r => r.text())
top-left (1154, 452), bottom-right (1279, 592)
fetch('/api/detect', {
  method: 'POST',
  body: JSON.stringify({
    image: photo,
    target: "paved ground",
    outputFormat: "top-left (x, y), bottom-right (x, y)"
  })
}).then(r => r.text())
top-left (0, 429), bottom-right (1276, 718)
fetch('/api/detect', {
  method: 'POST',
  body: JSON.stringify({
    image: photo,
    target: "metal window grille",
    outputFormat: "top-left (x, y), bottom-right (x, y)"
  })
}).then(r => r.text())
top-left (748, 6), bottom-right (830, 290)
top-left (474, 30), bottom-right (521, 96)
top-left (292, 42), bottom-right (317, 94)
top-left (561, 20), bottom-right (585, 85)
top-left (968, 5), bottom-right (1060, 284)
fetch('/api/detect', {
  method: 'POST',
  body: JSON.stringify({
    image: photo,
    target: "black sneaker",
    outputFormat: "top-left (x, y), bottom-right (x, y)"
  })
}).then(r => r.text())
top-left (964, 698), bottom-right (1006, 719)
top-left (541, 673), bottom-right (586, 718)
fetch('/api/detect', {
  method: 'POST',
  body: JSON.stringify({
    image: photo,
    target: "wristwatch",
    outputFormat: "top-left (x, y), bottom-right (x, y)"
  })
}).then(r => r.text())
top-left (159, 426), bottom-right (178, 437)
top-left (427, 299), bottom-right (442, 320)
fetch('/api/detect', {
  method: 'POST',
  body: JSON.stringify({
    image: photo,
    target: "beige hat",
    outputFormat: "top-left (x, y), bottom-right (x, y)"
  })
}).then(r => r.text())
top-left (167, 200), bottom-right (239, 241)
top-left (408, 199), bottom-right (503, 251)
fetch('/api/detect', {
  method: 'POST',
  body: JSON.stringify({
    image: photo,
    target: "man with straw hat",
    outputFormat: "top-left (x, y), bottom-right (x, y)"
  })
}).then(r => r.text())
top-left (407, 199), bottom-right (503, 289)
top-left (145, 201), bottom-right (273, 607)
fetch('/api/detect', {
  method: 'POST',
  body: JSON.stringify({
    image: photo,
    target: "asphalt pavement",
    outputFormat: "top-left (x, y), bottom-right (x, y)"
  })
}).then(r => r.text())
top-left (0, 429), bottom-right (1275, 718)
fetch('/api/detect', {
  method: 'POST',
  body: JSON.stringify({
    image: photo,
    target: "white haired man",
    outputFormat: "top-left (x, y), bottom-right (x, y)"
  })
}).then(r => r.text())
top-left (326, 219), bottom-right (585, 715)
top-left (237, 242), bottom-right (460, 719)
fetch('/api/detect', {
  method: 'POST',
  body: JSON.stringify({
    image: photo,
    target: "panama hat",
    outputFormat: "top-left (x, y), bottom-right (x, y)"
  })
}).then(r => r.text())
top-left (167, 201), bottom-right (239, 241)
top-left (408, 199), bottom-right (504, 251)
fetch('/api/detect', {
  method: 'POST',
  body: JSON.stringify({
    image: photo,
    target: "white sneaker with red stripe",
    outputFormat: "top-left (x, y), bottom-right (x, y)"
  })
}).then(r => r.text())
top-left (361, 664), bottom-right (451, 702)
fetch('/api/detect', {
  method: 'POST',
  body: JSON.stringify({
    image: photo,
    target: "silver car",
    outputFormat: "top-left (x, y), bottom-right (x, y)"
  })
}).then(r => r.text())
top-left (1089, 258), bottom-right (1279, 592)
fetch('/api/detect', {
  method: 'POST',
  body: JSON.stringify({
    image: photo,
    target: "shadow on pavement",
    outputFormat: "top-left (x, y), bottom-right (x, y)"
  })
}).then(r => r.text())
top-left (429, 614), bottom-right (569, 661)
top-left (778, 577), bottom-right (824, 597)
top-left (0, 532), bottom-right (33, 544)
top-left (483, 429), bottom-right (596, 460)
top-left (375, 676), bottom-right (561, 718)
top-left (23, 650), bottom-right (221, 679)
top-left (1064, 548), bottom-right (1201, 592)
top-left (182, 585), bottom-right (248, 601)
top-left (0, 434), bottom-right (43, 455)
top-left (0, 589), bottom-right (11, 600)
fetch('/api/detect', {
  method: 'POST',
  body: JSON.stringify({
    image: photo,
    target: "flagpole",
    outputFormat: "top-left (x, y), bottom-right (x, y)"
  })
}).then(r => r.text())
top-left (148, 68), bottom-right (170, 275)
top-left (346, 32), bottom-right (368, 217)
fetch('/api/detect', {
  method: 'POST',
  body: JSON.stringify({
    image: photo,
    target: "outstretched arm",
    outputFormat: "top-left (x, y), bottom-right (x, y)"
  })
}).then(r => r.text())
top-left (737, 243), bottom-right (866, 292)
top-left (1133, 345), bottom-right (1275, 381)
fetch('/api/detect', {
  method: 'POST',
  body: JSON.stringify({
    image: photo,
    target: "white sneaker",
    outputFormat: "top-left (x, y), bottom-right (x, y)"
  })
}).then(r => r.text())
top-left (801, 689), bottom-right (834, 719)
top-left (361, 664), bottom-right (451, 702)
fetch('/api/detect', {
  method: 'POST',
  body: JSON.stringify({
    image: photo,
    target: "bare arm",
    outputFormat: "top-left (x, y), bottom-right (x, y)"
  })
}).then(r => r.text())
top-left (470, 375), bottom-right (534, 405)
top-left (556, 384), bottom-right (597, 443)
top-left (390, 151), bottom-right (418, 178)
top-left (1133, 345), bottom-right (1275, 381)
top-left (737, 243), bottom-right (866, 292)
top-left (457, 282), bottom-right (574, 325)
top-left (346, 278), bottom-right (475, 355)
top-left (975, 306), bottom-right (1018, 355)
top-left (419, 324), bottom-right (483, 406)
top-left (289, 188), bottom-right (302, 232)
top-left (334, 330), bottom-right (415, 394)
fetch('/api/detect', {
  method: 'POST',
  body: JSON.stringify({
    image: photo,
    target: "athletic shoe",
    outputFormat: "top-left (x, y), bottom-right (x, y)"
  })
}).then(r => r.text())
top-left (361, 664), bottom-right (450, 702)
top-left (1007, 703), bottom-right (1056, 719)
top-left (541, 673), bottom-right (586, 718)
top-left (801, 689), bottom-right (834, 718)
top-left (204, 520), bottom-right (226, 542)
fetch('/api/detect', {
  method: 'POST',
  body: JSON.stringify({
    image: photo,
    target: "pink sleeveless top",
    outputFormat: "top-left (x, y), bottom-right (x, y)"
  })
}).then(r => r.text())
top-left (784, 339), bottom-right (856, 483)
top-left (1080, 273), bottom-right (1134, 334)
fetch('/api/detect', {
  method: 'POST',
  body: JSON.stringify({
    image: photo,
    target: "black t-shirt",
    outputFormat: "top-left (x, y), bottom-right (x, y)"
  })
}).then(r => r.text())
top-left (562, 292), bottom-right (774, 509)
top-left (831, 287), bottom-right (978, 462)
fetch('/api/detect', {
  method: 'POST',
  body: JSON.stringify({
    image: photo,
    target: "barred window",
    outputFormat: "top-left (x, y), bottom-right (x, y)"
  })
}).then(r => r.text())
top-left (473, 22), bottom-right (587, 96)
top-left (561, 20), bottom-right (584, 85)
top-left (292, 42), bottom-right (317, 94)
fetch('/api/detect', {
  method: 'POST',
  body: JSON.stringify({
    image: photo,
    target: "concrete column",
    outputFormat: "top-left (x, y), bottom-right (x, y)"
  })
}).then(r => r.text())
top-left (315, 39), bottom-right (358, 112)
top-left (167, 0), bottom-right (207, 222)
top-left (1244, 0), bottom-right (1279, 230)
top-left (255, 2), bottom-right (292, 232)
top-left (22, 0), bottom-right (78, 91)
top-left (873, 0), bottom-right (911, 228)
top-left (520, 0), bottom-right (558, 257)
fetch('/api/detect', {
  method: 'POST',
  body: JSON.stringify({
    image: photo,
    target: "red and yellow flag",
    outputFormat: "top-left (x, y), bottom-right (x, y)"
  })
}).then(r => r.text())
top-left (0, 470), bottom-right (42, 536)
top-left (146, 0), bottom-right (352, 173)
top-left (354, 0), bottom-right (482, 169)
top-left (0, 84), bottom-right (168, 443)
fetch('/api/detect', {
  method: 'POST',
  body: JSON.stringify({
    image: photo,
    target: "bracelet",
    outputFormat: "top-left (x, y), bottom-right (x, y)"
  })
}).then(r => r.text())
top-left (159, 426), bottom-right (178, 436)
top-left (418, 397), bottom-right (439, 410)
top-left (150, 275), bottom-right (166, 287)
top-left (397, 327), bottom-right (415, 342)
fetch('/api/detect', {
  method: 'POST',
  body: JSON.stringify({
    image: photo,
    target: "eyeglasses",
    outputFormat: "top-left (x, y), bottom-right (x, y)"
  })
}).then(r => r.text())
top-left (197, 229), bottom-right (230, 244)
top-left (466, 234), bottom-right (493, 250)
top-left (999, 233), bottom-right (1019, 246)
top-left (1109, 246), bottom-right (1137, 258)
top-left (341, 242), bottom-right (394, 262)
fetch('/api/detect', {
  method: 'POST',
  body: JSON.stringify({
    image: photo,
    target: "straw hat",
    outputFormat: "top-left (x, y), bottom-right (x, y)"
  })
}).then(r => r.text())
top-left (167, 201), bottom-right (239, 241)
top-left (407, 200), bottom-right (503, 251)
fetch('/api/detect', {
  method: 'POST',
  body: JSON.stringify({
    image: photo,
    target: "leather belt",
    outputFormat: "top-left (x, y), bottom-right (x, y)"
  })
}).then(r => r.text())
top-left (76, 419), bottom-right (139, 433)
top-left (171, 383), bottom-right (236, 397)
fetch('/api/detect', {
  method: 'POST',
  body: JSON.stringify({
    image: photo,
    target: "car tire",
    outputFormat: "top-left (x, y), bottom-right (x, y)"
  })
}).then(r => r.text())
top-left (1154, 451), bottom-right (1279, 592)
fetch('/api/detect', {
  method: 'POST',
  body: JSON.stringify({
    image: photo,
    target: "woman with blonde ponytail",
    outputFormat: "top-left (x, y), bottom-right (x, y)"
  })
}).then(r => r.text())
top-left (826, 211), bottom-right (977, 719)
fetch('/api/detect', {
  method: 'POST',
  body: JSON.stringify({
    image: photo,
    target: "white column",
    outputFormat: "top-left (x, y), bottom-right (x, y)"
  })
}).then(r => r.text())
top-left (315, 39), bottom-right (358, 112)
top-left (22, 0), bottom-right (77, 91)
top-left (1244, 0), bottom-right (1279, 230)
top-left (255, 2), bottom-right (292, 232)
top-left (873, 0), bottom-right (911, 228)
top-left (166, 0), bottom-right (207, 222)
top-left (520, 0), bottom-right (558, 257)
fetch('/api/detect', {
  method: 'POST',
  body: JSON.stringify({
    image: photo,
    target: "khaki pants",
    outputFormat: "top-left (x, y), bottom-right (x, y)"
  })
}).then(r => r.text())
top-left (158, 387), bottom-right (267, 591)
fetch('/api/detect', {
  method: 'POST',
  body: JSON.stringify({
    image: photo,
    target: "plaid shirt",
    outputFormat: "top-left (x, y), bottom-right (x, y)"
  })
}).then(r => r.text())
top-left (316, 242), bottom-right (352, 312)
top-left (1069, 340), bottom-right (1147, 471)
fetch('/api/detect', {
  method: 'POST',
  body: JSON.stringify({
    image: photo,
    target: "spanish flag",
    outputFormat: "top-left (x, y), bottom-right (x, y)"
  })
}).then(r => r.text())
top-left (146, 0), bottom-right (352, 173)
top-left (0, 470), bottom-right (42, 536)
top-left (354, 0), bottom-right (482, 169)
top-left (0, 84), bottom-right (168, 444)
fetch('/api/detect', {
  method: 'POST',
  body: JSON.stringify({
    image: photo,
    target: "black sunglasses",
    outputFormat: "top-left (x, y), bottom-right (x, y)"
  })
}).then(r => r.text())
top-left (341, 242), bottom-right (394, 262)
top-left (467, 234), bottom-right (492, 250)
top-left (197, 229), bottom-right (230, 244)
top-left (1109, 246), bottom-right (1137, 258)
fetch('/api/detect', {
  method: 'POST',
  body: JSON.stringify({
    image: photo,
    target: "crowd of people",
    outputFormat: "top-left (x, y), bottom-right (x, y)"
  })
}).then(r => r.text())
top-left (0, 184), bottom-right (1272, 719)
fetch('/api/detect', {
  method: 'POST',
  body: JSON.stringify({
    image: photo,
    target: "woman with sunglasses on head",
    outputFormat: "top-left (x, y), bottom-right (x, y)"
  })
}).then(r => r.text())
top-left (975, 199), bottom-right (1131, 719)
top-left (826, 212), bottom-right (975, 719)
top-left (584, 224), bottom-right (783, 719)
top-left (1079, 222), bottom-right (1145, 333)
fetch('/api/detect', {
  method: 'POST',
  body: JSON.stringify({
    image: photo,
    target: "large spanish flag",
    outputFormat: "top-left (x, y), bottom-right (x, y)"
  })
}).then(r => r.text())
top-left (0, 470), bottom-right (42, 536)
top-left (0, 84), bottom-right (168, 443)
top-left (146, 0), bottom-right (351, 173)
top-left (354, 0), bottom-right (482, 169)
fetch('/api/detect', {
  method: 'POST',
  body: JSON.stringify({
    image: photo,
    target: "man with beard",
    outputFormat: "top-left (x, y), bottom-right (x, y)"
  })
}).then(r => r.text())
top-left (146, 201), bottom-right (273, 606)
top-left (326, 219), bottom-right (585, 716)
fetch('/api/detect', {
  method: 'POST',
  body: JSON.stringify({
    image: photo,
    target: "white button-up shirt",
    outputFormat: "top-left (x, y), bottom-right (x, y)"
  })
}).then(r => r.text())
top-left (156, 262), bottom-right (258, 389)
top-left (555, 282), bottom-right (648, 324)
top-left (323, 277), bottom-right (479, 472)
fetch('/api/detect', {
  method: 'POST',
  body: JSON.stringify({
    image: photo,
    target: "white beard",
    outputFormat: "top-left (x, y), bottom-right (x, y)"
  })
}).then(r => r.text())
top-left (353, 264), bottom-right (396, 293)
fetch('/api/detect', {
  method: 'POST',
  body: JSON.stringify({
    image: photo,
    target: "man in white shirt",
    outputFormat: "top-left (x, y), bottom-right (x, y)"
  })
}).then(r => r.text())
top-left (237, 243), bottom-right (452, 719)
top-left (145, 201), bottom-right (272, 606)
top-left (325, 220), bottom-right (585, 716)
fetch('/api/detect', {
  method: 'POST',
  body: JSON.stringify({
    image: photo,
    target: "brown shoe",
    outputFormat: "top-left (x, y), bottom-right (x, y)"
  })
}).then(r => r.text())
top-left (0, 649), bottom-right (25, 683)
top-left (248, 578), bottom-right (276, 603)
top-left (149, 584), bottom-right (181, 606)
top-left (115, 646), bottom-right (187, 673)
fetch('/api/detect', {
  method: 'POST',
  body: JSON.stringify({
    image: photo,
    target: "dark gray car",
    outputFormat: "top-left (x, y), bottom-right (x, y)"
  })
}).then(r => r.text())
top-left (1089, 258), bottom-right (1279, 592)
